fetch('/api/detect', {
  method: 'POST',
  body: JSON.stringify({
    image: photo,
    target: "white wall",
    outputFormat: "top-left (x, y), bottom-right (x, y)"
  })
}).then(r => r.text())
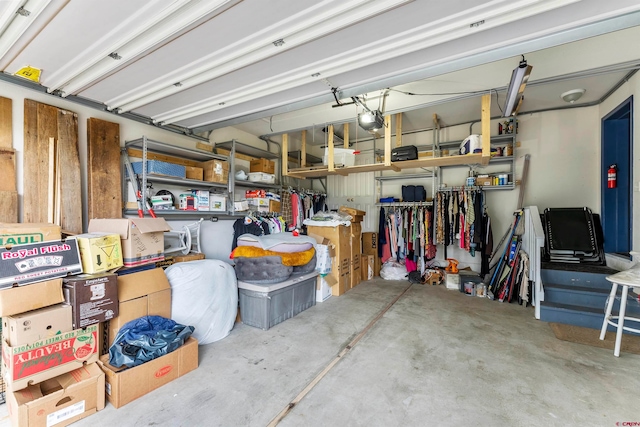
top-left (0, 80), bottom-right (240, 262)
top-left (328, 106), bottom-right (601, 272)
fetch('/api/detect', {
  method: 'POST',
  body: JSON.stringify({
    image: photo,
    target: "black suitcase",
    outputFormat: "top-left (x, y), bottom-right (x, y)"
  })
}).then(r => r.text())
top-left (402, 185), bottom-right (415, 202)
top-left (391, 145), bottom-right (418, 161)
top-left (414, 185), bottom-right (426, 202)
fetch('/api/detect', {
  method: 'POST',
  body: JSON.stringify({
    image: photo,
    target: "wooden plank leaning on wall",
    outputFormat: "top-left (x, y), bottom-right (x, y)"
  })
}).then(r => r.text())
top-left (87, 118), bottom-right (122, 220)
top-left (0, 96), bottom-right (17, 222)
top-left (24, 99), bottom-right (82, 234)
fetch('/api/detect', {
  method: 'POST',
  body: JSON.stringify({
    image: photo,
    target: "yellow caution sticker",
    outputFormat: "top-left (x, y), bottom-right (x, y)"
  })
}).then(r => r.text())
top-left (14, 66), bottom-right (41, 83)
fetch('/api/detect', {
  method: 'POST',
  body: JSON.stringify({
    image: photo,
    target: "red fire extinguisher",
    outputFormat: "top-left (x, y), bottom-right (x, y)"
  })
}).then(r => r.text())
top-left (608, 164), bottom-right (617, 189)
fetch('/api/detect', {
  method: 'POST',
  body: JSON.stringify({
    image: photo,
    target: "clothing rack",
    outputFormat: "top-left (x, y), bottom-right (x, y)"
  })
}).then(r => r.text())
top-left (376, 201), bottom-right (433, 207)
top-left (438, 185), bottom-right (484, 192)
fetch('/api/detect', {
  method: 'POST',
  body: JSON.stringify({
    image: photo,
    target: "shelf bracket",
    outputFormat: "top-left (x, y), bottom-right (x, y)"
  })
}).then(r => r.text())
top-left (481, 93), bottom-right (491, 164)
top-left (327, 124), bottom-right (335, 172)
top-left (300, 130), bottom-right (306, 168)
top-left (282, 133), bottom-right (289, 176)
top-left (395, 113), bottom-right (402, 147)
top-left (384, 115), bottom-right (391, 166)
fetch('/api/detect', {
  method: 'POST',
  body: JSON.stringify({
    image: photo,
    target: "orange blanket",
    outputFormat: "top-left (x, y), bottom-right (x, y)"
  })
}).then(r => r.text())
top-left (230, 246), bottom-right (315, 267)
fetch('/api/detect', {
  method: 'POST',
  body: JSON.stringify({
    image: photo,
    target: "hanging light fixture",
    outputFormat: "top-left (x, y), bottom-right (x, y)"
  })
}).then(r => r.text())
top-left (503, 55), bottom-right (532, 117)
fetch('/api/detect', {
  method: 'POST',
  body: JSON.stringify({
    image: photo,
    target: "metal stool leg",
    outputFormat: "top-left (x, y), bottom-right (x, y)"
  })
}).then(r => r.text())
top-left (614, 285), bottom-right (629, 357)
top-left (600, 282), bottom-right (618, 340)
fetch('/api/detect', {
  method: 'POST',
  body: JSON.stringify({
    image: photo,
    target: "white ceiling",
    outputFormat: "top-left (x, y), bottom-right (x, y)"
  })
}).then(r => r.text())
top-left (1, 0), bottom-right (640, 140)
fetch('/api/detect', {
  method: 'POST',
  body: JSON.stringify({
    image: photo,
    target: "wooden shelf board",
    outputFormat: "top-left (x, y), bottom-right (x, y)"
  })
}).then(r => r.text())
top-left (345, 163), bottom-right (393, 173)
top-left (287, 167), bottom-right (335, 178)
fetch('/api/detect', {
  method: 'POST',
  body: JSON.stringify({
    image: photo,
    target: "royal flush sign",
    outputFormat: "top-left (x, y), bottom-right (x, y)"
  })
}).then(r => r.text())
top-left (0, 239), bottom-right (82, 288)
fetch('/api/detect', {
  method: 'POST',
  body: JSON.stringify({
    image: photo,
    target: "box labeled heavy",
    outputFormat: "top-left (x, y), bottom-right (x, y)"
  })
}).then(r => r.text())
top-left (97, 337), bottom-right (198, 408)
top-left (202, 159), bottom-right (229, 184)
top-left (8, 363), bottom-right (105, 427)
top-left (0, 278), bottom-right (64, 317)
top-left (88, 218), bottom-right (170, 267)
top-left (63, 273), bottom-right (118, 329)
top-left (238, 272), bottom-right (318, 330)
top-left (3, 304), bottom-right (72, 346)
top-left (249, 158), bottom-right (275, 174)
top-left (75, 233), bottom-right (123, 274)
top-left (0, 223), bottom-right (61, 246)
top-left (104, 268), bottom-right (171, 350)
top-left (0, 239), bottom-right (82, 288)
top-left (2, 324), bottom-right (99, 391)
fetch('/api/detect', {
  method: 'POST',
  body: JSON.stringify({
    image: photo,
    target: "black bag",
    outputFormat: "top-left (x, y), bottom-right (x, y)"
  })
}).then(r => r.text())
top-left (391, 145), bottom-right (418, 161)
top-left (402, 185), bottom-right (415, 202)
top-left (414, 185), bottom-right (426, 202)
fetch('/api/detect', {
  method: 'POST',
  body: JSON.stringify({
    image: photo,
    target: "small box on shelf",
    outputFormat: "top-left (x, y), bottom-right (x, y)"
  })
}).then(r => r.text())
top-left (202, 159), bottom-right (229, 183)
top-left (250, 158), bottom-right (275, 174)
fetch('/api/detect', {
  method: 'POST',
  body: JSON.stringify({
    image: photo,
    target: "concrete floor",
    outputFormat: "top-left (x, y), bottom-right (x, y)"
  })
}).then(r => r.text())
top-left (2, 278), bottom-right (639, 426)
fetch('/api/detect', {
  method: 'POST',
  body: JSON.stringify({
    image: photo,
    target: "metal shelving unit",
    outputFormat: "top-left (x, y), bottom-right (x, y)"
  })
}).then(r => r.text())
top-left (123, 136), bottom-right (232, 217)
top-left (215, 139), bottom-right (283, 213)
top-left (435, 133), bottom-right (518, 191)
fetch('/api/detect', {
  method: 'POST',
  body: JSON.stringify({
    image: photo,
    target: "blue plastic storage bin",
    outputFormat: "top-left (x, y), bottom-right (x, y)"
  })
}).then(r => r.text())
top-left (130, 160), bottom-right (186, 178)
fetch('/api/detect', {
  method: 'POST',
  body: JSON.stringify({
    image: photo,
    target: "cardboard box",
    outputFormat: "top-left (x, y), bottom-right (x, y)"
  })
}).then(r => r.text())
top-left (0, 239), bottom-right (82, 288)
top-left (316, 276), bottom-right (333, 302)
top-left (350, 254), bottom-right (361, 288)
top-left (75, 233), bottom-right (123, 274)
top-left (247, 198), bottom-right (280, 213)
top-left (88, 218), bottom-right (170, 268)
top-left (8, 363), bottom-right (105, 427)
top-left (307, 225), bottom-right (351, 296)
top-left (0, 278), bottom-right (64, 317)
top-left (339, 206), bottom-right (365, 223)
top-left (0, 223), bottom-right (61, 246)
top-left (210, 194), bottom-right (226, 212)
top-left (154, 252), bottom-right (205, 269)
top-left (63, 273), bottom-right (118, 329)
top-left (3, 304), bottom-right (72, 346)
top-left (476, 176), bottom-right (492, 186)
top-left (105, 268), bottom-right (171, 351)
top-left (192, 190), bottom-right (210, 211)
top-left (2, 324), bottom-right (99, 391)
top-left (202, 159), bottom-right (229, 184)
top-left (350, 222), bottom-right (362, 288)
top-left (185, 166), bottom-right (204, 181)
top-left (98, 337), bottom-right (198, 408)
top-left (250, 158), bottom-right (275, 174)
top-left (361, 254), bottom-right (374, 281)
top-left (362, 232), bottom-right (378, 256)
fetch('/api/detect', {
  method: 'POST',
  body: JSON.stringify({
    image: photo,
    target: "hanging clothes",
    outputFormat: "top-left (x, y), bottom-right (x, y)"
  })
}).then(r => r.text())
top-left (379, 204), bottom-right (436, 272)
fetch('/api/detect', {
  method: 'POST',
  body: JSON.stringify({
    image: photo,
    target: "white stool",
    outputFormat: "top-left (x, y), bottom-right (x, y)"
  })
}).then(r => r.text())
top-left (600, 268), bottom-right (640, 357)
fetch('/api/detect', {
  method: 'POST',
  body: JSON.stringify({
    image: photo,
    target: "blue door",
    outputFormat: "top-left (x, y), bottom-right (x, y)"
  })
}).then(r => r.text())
top-left (601, 96), bottom-right (633, 255)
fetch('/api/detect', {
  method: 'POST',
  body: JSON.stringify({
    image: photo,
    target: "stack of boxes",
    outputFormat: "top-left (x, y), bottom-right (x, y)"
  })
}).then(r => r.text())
top-left (306, 206), bottom-right (367, 297)
top-left (245, 191), bottom-right (281, 213)
top-left (361, 232), bottom-right (381, 279)
top-left (0, 218), bottom-right (199, 425)
top-left (0, 223), bottom-right (105, 426)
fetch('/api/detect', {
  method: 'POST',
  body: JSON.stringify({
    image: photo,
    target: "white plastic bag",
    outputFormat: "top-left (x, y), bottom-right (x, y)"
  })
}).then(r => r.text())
top-left (165, 259), bottom-right (238, 345)
top-left (380, 260), bottom-right (408, 280)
